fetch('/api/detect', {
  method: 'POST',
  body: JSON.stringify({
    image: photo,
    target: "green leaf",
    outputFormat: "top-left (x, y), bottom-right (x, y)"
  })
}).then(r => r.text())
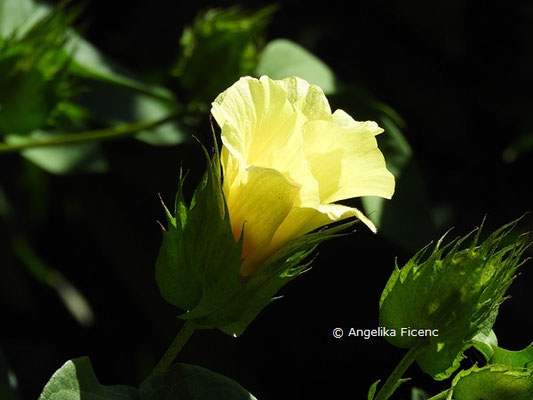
top-left (503, 133), bottom-right (533, 163)
top-left (379, 219), bottom-right (529, 380)
top-left (411, 387), bottom-right (429, 400)
top-left (139, 363), bottom-right (256, 400)
top-left (256, 39), bottom-right (337, 94)
top-left (0, 3), bottom-right (75, 136)
top-left (328, 85), bottom-right (433, 252)
top-left (491, 342), bottom-right (533, 369)
top-left (65, 32), bottom-right (174, 102)
top-left (39, 357), bottom-right (138, 400)
top-left (0, 66), bottom-right (55, 135)
top-left (1, 0), bottom-right (175, 103)
top-left (471, 329), bottom-right (498, 362)
top-left (451, 365), bottom-right (533, 400)
top-left (426, 390), bottom-right (452, 400)
top-left (11, 235), bottom-right (95, 326)
top-left (77, 82), bottom-right (188, 147)
top-left (362, 116), bottom-right (433, 252)
top-left (368, 380), bottom-right (379, 400)
top-left (5, 132), bottom-right (108, 174)
top-left (0, 351), bottom-right (20, 400)
top-left (0, 0), bottom-right (49, 39)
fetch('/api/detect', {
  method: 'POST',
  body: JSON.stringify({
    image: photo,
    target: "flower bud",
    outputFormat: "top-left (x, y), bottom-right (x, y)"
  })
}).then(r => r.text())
top-left (156, 75), bottom-right (395, 336)
top-left (379, 219), bottom-right (529, 379)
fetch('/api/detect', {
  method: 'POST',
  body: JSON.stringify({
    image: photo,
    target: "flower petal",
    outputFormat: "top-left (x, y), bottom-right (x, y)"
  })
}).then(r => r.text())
top-left (267, 203), bottom-right (376, 257)
top-left (279, 76), bottom-right (332, 121)
top-left (332, 109), bottom-right (384, 136)
top-left (212, 76), bottom-right (320, 208)
top-left (303, 119), bottom-right (395, 204)
top-left (223, 164), bottom-right (300, 276)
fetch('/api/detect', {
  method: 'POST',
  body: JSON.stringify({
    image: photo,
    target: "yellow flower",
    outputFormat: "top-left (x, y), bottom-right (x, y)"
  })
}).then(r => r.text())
top-left (211, 76), bottom-right (395, 276)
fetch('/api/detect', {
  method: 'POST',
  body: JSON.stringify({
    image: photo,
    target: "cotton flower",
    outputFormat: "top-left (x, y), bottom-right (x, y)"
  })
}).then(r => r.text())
top-left (211, 76), bottom-right (395, 276)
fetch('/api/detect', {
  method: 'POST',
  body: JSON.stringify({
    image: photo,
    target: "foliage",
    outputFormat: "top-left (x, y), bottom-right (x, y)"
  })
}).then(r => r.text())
top-left (39, 358), bottom-right (256, 400)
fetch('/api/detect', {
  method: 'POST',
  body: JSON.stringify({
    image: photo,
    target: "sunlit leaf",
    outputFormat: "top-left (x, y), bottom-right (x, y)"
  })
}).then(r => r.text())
top-left (451, 365), bottom-right (533, 400)
top-left (491, 343), bottom-right (533, 369)
top-left (5, 132), bottom-right (108, 175)
top-left (256, 39), bottom-right (337, 94)
top-left (0, 0), bottom-right (49, 39)
top-left (139, 363), bottom-right (256, 400)
top-left (39, 357), bottom-right (137, 400)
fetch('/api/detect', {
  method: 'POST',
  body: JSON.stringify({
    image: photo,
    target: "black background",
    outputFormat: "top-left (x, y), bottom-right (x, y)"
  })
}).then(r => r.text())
top-left (1, 0), bottom-right (533, 398)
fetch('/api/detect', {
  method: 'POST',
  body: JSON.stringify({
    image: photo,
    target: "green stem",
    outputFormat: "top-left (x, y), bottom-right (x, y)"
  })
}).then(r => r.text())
top-left (151, 320), bottom-right (197, 376)
top-left (76, 69), bottom-right (176, 103)
top-left (374, 341), bottom-right (426, 400)
top-left (0, 114), bottom-right (177, 153)
top-left (427, 390), bottom-right (452, 400)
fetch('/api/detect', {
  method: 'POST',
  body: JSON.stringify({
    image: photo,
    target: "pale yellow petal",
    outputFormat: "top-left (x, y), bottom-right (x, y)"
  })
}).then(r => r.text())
top-left (266, 203), bottom-right (376, 258)
top-left (332, 110), bottom-right (384, 136)
top-left (303, 119), bottom-right (395, 203)
top-left (212, 76), bottom-right (320, 208)
top-left (279, 76), bottom-right (332, 121)
top-left (224, 165), bottom-right (300, 276)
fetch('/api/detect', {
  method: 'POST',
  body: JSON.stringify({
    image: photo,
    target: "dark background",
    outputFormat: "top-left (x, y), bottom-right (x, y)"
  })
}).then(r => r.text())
top-left (1, 0), bottom-right (532, 398)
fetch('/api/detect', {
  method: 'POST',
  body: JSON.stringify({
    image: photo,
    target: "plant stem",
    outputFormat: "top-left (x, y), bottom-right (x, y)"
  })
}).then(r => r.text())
top-left (151, 320), bottom-right (197, 376)
top-left (0, 114), bottom-right (177, 153)
top-left (427, 390), bottom-right (452, 400)
top-left (374, 341), bottom-right (426, 400)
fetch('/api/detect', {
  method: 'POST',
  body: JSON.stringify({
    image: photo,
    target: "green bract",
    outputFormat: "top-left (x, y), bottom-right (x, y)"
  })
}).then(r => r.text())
top-left (379, 219), bottom-right (529, 380)
top-left (155, 142), bottom-right (354, 336)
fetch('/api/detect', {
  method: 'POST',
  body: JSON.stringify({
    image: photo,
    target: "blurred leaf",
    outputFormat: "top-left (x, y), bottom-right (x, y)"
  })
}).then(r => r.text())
top-left (175, 6), bottom-right (276, 106)
top-left (0, 351), bottom-right (20, 400)
top-left (0, 185), bottom-right (8, 218)
top-left (0, 4), bottom-right (75, 136)
top-left (5, 131), bottom-right (108, 174)
top-left (139, 363), bottom-right (256, 400)
top-left (0, 0), bottom-right (174, 101)
top-left (11, 235), bottom-right (95, 326)
top-left (65, 31), bottom-right (175, 102)
top-left (256, 39), bottom-right (337, 94)
top-left (331, 85), bottom-right (433, 251)
top-left (411, 387), bottom-right (429, 400)
top-left (503, 133), bottom-right (533, 163)
top-left (0, 0), bottom-right (50, 38)
top-left (39, 357), bottom-right (137, 400)
top-left (0, 68), bottom-right (59, 134)
top-left (77, 82), bottom-right (188, 146)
